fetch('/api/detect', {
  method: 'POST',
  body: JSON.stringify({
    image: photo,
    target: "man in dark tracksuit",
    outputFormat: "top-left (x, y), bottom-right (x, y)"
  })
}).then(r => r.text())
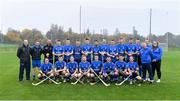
top-left (17, 40), bottom-right (31, 81)
top-left (43, 40), bottom-right (53, 64)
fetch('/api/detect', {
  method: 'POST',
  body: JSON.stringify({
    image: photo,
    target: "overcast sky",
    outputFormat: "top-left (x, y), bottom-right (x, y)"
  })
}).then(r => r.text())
top-left (0, 0), bottom-right (179, 36)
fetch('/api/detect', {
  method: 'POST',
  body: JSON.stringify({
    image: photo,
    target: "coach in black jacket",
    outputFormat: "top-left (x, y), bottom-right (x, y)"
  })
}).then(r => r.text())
top-left (43, 39), bottom-right (53, 64)
top-left (17, 40), bottom-right (31, 81)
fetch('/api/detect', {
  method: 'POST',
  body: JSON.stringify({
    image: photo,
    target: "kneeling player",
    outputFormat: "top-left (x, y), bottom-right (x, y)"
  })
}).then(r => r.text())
top-left (64, 56), bottom-right (79, 82)
top-left (79, 55), bottom-right (91, 82)
top-left (54, 56), bottom-right (66, 82)
top-left (102, 57), bottom-right (115, 82)
top-left (38, 58), bottom-right (54, 83)
top-left (115, 55), bottom-right (127, 83)
top-left (126, 56), bottom-right (142, 85)
top-left (90, 55), bottom-right (103, 84)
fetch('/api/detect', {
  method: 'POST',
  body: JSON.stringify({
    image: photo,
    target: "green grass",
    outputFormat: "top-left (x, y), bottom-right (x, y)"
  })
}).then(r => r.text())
top-left (0, 46), bottom-right (180, 100)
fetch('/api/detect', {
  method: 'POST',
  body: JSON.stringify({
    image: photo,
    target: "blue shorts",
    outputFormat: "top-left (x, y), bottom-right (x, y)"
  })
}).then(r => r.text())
top-left (32, 60), bottom-right (41, 68)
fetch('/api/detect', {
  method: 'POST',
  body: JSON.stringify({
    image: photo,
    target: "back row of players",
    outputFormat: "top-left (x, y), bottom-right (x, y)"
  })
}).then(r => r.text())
top-left (30, 37), bottom-right (163, 84)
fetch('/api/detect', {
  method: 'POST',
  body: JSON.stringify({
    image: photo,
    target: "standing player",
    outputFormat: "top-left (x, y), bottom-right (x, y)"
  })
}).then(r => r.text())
top-left (64, 39), bottom-right (74, 63)
top-left (64, 56), bottom-right (79, 82)
top-left (81, 38), bottom-right (93, 63)
top-left (53, 40), bottom-right (64, 63)
top-left (139, 42), bottom-right (154, 83)
top-left (107, 39), bottom-right (118, 63)
top-left (135, 38), bottom-right (142, 76)
top-left (99, 39), bottom-right (109, 63)
top-left (79, 55), bottom-right (91, 82)
top-left (30, 41), bottom-right (43, 80)
top-left (115, 55), bottom-right (127, 83)
top-left (126, 56), bottom-right (142, 85)
top-left (92, 40), bottom-right (100, 61)
top-left (38, 58), bottom-right (54, 83)
top-left (102, 57), bottom-right (115, 82)
top-left (116, 37), bottom-right (126, 60)
top-left (43, 39), bottom-right (53, 64)
top-left (54, 56), bottom-right (66, 82)
top-left (74, 40), bottom-right (82, 64)
top-left (151, 41), bottom-right (163, 83)
top-left (125, 38), bottom-right (136, 62)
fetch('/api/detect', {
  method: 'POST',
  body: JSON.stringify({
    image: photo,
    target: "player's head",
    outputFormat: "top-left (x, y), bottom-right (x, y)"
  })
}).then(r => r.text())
top-left (70, 56), bottom-right (74, 62)
top-left (76, 40), bottom-right (81, 46)
top-left (23, 40), bottom-right (28, 46)
top-left (56, 39), bottom-right (61, 45)
top-left (145, 38), bottom-right (150, 44)
top-left (94, 55), bottom-right (99, 61)
top-left (118, 55), bottom-right (124, 61)
top-left (110, 39), bottom-right (115, 45)
top-left (136, 38), bottom-right (140, 44)
top-left (44, 58), bottom-right (49, 64)
top-left (85, 38), bottom-right (90, 44)
top-left (35, 41), bottom-right (40, 46)
top-left (142, 42), bottom-right (147, 48)
top-left (129, 56), bottom-right (134, 62)
top-left (58, 56), bottom-right (63, 62)
top-left (66, 38), bottom-right (70, 45)
top-left (106, 57), bottom-right (111, 63)
top-left (129, 37), bottom-right (134, 44)
top-left (119, 37), bottom-right (124, 43)
top-left (82, 55), bottom-right (87, 62)
top-left (94, 40), bottom-right (99, 45)
top-left (47, 39), bottom-right (52, 45)
top-left (152, 41), bottom-right (158, 48)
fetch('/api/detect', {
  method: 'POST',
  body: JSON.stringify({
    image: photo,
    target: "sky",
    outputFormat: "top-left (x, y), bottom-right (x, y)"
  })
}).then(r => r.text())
top-left (0, 0), bottom-right (179, 36)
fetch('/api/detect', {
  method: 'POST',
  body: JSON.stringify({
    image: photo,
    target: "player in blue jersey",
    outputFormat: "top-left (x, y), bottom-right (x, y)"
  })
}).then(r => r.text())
top-left (107, 39), bottom-right (118, 63)
top-left (79, 55), bottom-right (91, 82)
top-left (116, 37), bottom-right (126, 61)
top-left (115, 55), bottom-right (127, 82)
top-left (63, 56), bottom-right (79, 82)
top-left (126, 56), bottom-right (142, 85)
top-left (81, 38), bottom-right (93, 63)
top-left (99, 39), bottom-right (109, 63)
top-left (54, 56), bottom-right (66, 82)
top-left (92, 40), bottom-right (100, 61)
top-left (89, 55), bottom-right (103, 84)
top-left (125, 38), bottom-right (137, 62)
top-left (38, 58), bottom-right (54, 83)
top-left (64, 39), bottom-right (74, 63)
top-left (73, 40), bottom-right (82, 64)
top-left (102, 57), bottom-right (115, 82)
top-left (53, 40), bottom-right (64, 63)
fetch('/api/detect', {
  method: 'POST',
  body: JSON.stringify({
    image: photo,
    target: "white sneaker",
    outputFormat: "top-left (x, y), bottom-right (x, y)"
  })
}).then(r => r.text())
top-left (130, 81), bottom-right (133, 84)
top-left (156, 79), bottom-right (160, 83)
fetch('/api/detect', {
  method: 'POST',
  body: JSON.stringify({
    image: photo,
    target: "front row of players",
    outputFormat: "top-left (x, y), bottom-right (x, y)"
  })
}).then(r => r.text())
top-left (38, 55), bottom-right (142, 85)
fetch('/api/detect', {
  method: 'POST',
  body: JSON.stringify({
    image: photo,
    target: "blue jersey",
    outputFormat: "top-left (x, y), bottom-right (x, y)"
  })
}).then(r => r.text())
top-left (116, 43), bottom-right (126, 56)
top-left (81, 44), bottom-right (93, 61)
top-left (135, 44), bottom-right (142, 52)
top-left (74, 46), bottom-right (82, 60)
top-left (99, 44), bottom-right (109, 61)
top-left (108, 45), bottom-right (118, 56)
top-left (64, 45), bottom-right (74, 60)
top-left (40, 63), bottom-right (53, 73)
top-left (53, 45), bottom-right (64, 55)
top-left (139, 47), bottom-right (153, 64)
top-left (66, 62), bottom-right (78, 73)
top-left (79, 61), bottom-right (91, 72)
top-left (103, 62), bottom-right (115, 72)
top-left (55, 61), bottom-right (66, 70)
top-left (92, 45), bottom-right (100, 55)
top-left (126, 62), bottom-right (138, 71)
top-left (115, 61), bottom-right (126, 70)
top-left (152, 46), bottom-right (163, 61)
top-left (126, 43), bottom-right (136, 54)
top-left (91, 61), bottom-right (102, 72)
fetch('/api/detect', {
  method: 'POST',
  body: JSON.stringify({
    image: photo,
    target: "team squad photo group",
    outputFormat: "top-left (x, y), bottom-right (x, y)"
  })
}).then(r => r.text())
top-left (17, 37), bottom-right (163, 86)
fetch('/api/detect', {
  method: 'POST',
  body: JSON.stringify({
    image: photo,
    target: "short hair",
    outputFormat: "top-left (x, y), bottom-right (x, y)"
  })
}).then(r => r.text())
top-left (85, 38), bottom-right (89, 40)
